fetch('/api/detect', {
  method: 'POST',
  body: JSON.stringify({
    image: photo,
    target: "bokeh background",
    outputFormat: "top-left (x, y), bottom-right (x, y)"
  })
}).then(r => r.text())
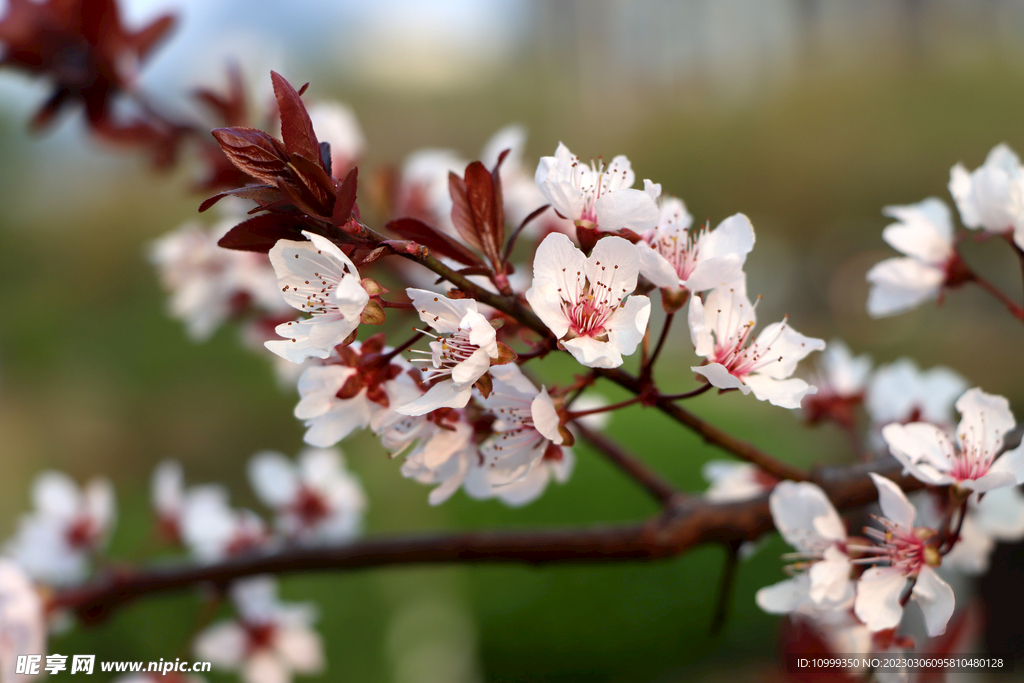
top-left (3, 0), bottom-right (1024, 681)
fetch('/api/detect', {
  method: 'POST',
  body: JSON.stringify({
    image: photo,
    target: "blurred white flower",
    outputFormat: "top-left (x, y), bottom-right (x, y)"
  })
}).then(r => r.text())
top-left (853, 475), bottom-right (954, 637)
top-left (534, 143), bottom-right (659, 232)
top-left (942, 486), bottom-right (1024, 575)
top-left (755, 481), bottom-right (853, 617)
top-left (866, 198), bottom-right (958, 317)
top-left (701, 461), bottom-right (776, 503)
top-left (883, 388), bottom-right (1024, 494)
top-left (307, 101), bottom-right (365, 178)
top-left (386, 410), bottom-right (476, 506)
top-left (949, 143), bottom-right (1024, 248)
top-left (397, 290), bottom-right (501, 416)
top-left (265, 232), bottom-right (369, 363)
top-left (151, 219), bottom-right (286, 340)
top-left (526, 233), bottom-right (650, 368)
top-left (637, 207), bottom-right (753, 296)
top-left (248, 448), bottom-right (366, 544)
top-left (0, 560), bottom-right (45, 683)
top-left (688, 281), bottom-right (825, 409)
top-left (180, 488), bottom-right (267, 563)
top-left (866, 359), bottom-right (967, 430)
top-left (6, 472), bottom-right (115, 586)
top-left (194, 577), bottom-right (323, 683)
top-left (800, 340), bottom-right (871, 427)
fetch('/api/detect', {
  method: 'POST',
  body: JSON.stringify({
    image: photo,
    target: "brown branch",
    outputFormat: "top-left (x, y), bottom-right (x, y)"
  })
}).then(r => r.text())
top-left (574, 421), bottom-right (682, 506)
top-left (597, 368), bottom-right (810, 482)
top-left (53, 459), bottom-right (922, 625)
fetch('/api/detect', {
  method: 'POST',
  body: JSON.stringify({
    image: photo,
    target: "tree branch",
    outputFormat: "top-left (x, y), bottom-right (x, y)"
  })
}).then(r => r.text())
top-left (53, 459), bottom-right (921, 624)
top-left (596, 368), bottom-right (810, 482)
top-left (574, 421), bottom-right (682, 506)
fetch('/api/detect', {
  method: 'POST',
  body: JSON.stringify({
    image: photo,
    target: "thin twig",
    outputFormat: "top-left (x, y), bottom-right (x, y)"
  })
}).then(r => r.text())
top-left (972, 273), bottom-right (1024, 320)
top-left (597, 368), bottom-right (810, 481)
top-left (660, 384), bottom-right (713, 401)
top-left (643, 312), bottom-right (675, 379)
top-left (709, 541), bottom-right (742, 635)
top-left (573, 421), bottom-right (680, 506)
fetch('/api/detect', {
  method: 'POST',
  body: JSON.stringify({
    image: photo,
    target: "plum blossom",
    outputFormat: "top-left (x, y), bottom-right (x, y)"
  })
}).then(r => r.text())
top-left (866, 359), bottom-right (966, 430)
top-left (0, 560), bottom-right (45, 683)
top-left (469, 364), bottom-right (564, 483)
top-left (882, 388), bottom-right (1024, 493)
top-left (800, 340), bottom-right (871, 428)
top-left (194, 577), bottom-right (324, 683)
top-left (151, 219), bottom-right (286, 340)
top-left (866, 198), bottom-right (959, 317)
top-left (701, 461), bottom-right (777, 503)
top-left (397, 290), bottom-right (504, 415)
top-left (306, 101), bottom-right (364, 177)
top-left (248, 448), bottom-right (366, 544)
top-left (688, 282), bottom-right (825, 409)
top-left (534, 143), bottom-right (660, 232)
top-left (152, 460), bottom-right (187, 543)
top-left (180, 488), bottom-right (267, 563)
top-left (637, 206), bottom-right (754, 298)
top-left (755, 481), bottom-right (854, 617)
top-left (949, 143), bottom-right (1024, 248)
top-left (852, 474), bottom-right (954, 637)
top-left (265, 231), bottom-right (369, 364)
top-left (293, 337), bottom-right (419, 447)
top-left (942, 486), bottom-right (1024, 575)
top-left (6, 472), bottom-right (115, 586)
top-left (526, 233), bottom-right (651, 368)
top-left (385, 409), bottom-right (477, 506)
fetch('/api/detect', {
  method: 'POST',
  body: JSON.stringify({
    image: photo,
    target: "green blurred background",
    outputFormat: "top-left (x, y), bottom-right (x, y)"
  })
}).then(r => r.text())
top-left (3, 0), bottom-right (1024, 681)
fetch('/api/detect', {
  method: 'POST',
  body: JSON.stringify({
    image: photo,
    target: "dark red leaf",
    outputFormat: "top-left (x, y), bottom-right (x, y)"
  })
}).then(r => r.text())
top-left (274, 178), bottom-right (328, 221)
top-left (211, 127), bottom-right (290, 186)
top-left (131, 13), bottom-right (176, 60)
top-left (199, 185), bottom-right (278, 213)
top-left (333, 167), bottom-right (358, 227)
top-left (386, 218), bottom-right (482, 267)
top-left (449, 172), bottom-right (485, 254)
top-left (289, 151), bottom-right (335, 211)
top-left (270, 71), bottom-right (321, 166)
top-left (449, 160), bottom-right (505, 267)
top-left (217, 213), bottom-right (309, 253)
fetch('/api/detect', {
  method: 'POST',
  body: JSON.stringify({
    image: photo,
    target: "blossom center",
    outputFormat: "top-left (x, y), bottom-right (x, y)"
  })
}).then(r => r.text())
top-left (291, 486), bottom-right (332, 527)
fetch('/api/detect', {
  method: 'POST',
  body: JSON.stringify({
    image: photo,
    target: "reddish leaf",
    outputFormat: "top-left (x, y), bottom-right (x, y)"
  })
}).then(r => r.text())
top-left (386, 218), bottom-right (482, 267)
top-left (199, 185), bottom-right (278, 213)
top-left (333, 167), bottom-right (358, 227)
top-left (289, 151), bottom-right (335, 211)
top-left (449, 160), bottom-right (505, 267)
top-left (270, 71), bottom-right (321, 166)
top-left (217, 214), bottom-right (308, 253)
top-left (211, 127), bottom-right (290, 186)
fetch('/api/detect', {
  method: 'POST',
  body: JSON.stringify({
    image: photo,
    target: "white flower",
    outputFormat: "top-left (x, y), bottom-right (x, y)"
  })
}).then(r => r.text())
top-left (306, 101), bottom-right (364, 177)
top-left (152, 460), bottom-right (186, 542)
top-left (471, 364), bottom-right (565, 483)
top-left (6, 472), bottom-right (115, 586)
top-left (688, 282), bottom-right (825, 409)
top-left (701, 461), bottom-right (776, 503)
top-left (248, 448), bottom-right (366, 544)
top-left (398, 290), bottom-right (501, 415)
top-left (0, 560), bottom-right (45, 683)
top-left (526, 233), bottom-right (651, 368)
top-left (180, 488), bottom-right (267, 563)
top-left (852, 474), bottom-right (954, 637)
top-left (882, 388), bottom-right (1024, 493)
top-left (866, 198), bottom-right (957, 317)
top-left (265, 231), bottom-right (369, 364)
top-left (949, 143), bottom-right (1024, 248)
top-left (755, 481), bottom-right (853, 617)
top-left (151, 219), bottom-right (286, 340)
top-left (637, 207), bottom-right (754, 294)
top-left (534, 143), bottom-right (660, 232)
top-left (942, 486), bottom-right (1024, 575)
top-left (465, 449), bottom-right (575, 508)
top-left (294, 339), bottom-right (418, 447)
top-left (194, 577), bottom-right (323, 683)
top-left (866, 359), bottom-right (966, 429)
top-left (800, 340), bottom-right (871, 426)
top-left (388, 412), bottom-right (477, 506)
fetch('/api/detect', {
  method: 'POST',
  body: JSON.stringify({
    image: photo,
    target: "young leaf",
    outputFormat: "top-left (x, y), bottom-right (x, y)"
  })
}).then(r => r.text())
top-left (270, 71), bottom-right (321, 165)
top-left (217, 213), bottom-right (308, 252)
top-left (333, 167), bottom-right (358, 227)
top-left (386, 218), bottom-right (482, 267)
top-left (211, 127), bottom-right (289, 185)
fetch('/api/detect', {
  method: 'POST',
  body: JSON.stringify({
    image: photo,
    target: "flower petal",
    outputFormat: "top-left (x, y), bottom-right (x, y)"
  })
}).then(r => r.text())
top-left (396, 380), bottom-right (473, 416)
top-left (594, 188), bottom-right (659, 232)
top-left (868, 473), bottom-right (916, 529)
top-left (693, 363), bottom-right (750, 394)
top-left (854, 567), bottom-right (906, 632)
top-left (911, 565), bottom-right (955, 637)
